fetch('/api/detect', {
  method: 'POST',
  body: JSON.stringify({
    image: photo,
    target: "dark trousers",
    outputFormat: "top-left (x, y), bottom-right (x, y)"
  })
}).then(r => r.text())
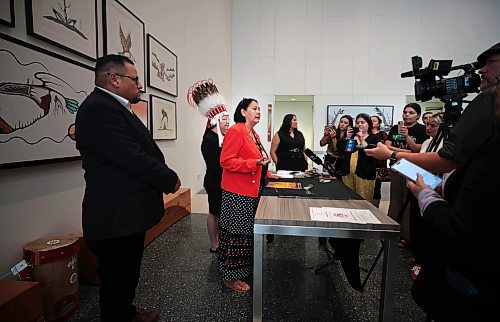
top-left (86, 232), bottom-right (146, 322)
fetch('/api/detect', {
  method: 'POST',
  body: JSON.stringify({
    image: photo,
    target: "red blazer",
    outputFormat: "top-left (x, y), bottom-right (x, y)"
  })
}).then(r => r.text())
top-left (220, 122), bottom-right (266, 197)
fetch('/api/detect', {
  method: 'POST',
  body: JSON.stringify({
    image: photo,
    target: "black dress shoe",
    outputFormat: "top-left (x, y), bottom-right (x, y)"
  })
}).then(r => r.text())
top-left (133, 310), bottom-right (159, 322)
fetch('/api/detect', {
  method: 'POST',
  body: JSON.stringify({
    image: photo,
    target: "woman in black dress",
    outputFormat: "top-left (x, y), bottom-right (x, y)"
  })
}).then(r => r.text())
top-left (201, 114), bottom-right (229, 252)
top-left (188, 78), bottom-right (230, 253)
top-left (270, 114), bottom-right (308, 171)
top-left (267, 114), bottom-right (308, 243)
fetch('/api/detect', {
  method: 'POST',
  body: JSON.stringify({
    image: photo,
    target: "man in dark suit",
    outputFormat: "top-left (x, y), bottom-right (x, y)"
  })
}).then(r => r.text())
top-left (76, 54), bottom-right (181, 322)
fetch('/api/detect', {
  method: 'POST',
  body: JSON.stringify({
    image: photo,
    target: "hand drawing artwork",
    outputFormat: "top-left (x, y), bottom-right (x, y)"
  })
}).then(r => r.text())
top-left (118, 23), bottom-right (134, 61)
top-left (147, 34), bottom-right (178, 96)
top-left (159, 109), bottom-right (169, 130)
top-left (151, 52), bottom-right (175, 82)
top-left (104, 0), bottom-right (145, 92)
top-left (150, 95), bottom-right (177, 140)
top-left (0, 35), bottom-right (94, 168)
top-left (43, 0), bottom-right (87, 39)
top-left (26, 0), bottom-right (98, 61)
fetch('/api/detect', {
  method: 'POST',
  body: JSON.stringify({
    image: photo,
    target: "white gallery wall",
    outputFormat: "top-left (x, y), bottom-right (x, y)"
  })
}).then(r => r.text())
top-left (231, 0), bottom-right (500, 152)
top-left (0, 0), bottom-right (499, 277)
top-left (0, 0), bottom-right (231, 276)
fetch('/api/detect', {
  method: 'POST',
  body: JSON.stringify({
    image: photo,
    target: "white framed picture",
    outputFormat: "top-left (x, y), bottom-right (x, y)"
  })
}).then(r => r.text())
top-left (150, 95), bottom-right (177, 140)
top-left (147, 34), bottom-right (177, 97)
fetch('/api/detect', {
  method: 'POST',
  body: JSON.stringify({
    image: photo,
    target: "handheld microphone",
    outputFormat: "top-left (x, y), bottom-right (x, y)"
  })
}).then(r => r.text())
top-left (304, 148), bottom-right (323, 165)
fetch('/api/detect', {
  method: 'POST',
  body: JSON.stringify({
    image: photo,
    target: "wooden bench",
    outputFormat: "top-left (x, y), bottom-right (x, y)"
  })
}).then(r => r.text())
top-left (0, 280), bottom-right (45, 322)
top-left (78, 188), bottom-right (191, 285)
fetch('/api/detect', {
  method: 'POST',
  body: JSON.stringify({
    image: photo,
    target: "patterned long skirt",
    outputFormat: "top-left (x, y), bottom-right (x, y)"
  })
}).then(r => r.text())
top-left (218, 189), bottom-right (260, 281)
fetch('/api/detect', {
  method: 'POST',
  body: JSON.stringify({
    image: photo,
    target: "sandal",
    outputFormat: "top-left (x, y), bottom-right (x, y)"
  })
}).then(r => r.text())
top-left (224, 280), bottom-right (250, 293)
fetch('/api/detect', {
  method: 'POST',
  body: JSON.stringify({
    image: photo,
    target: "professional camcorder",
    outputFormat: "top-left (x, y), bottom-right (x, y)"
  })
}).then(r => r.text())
top-left (401, 56), bottom-right (481, 102)
top-left (401, 56), bottom-right (481, 126)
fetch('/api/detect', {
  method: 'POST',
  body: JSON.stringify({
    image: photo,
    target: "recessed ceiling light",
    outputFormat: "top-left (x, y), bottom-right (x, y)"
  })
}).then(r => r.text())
top-left (291, 98), bottom-right (296, 101)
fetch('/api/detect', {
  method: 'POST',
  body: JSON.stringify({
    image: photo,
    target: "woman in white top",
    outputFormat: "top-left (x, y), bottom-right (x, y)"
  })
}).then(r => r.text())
top-left (409, 112), bottom-right (445, 281)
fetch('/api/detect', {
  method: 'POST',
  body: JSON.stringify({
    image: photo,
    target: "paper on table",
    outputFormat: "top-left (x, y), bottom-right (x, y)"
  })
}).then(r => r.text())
top-left (275, 170), bottom-right (295, 179)
top-left (309, 207), bottom-right (380, 224)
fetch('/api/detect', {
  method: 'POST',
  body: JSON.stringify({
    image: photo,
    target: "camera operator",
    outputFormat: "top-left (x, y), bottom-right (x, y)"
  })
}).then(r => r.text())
top-left (366, 42), bottom-right (500, 320)
top-left (366, 42), bottom-right (500, 173)
top-left (404, 76), bottom-right (500, 321)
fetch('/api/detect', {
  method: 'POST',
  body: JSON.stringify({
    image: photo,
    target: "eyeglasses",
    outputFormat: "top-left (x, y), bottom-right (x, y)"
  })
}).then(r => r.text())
top-left (107, 72), bottom-right (140, 84)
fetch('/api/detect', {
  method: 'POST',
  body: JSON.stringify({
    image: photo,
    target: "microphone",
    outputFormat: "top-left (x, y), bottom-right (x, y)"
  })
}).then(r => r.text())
top-left (449, 61), bottom-right (481, 72)
top-left (304, 148), bottom-right (323, 165)
top-left (400, 70), bottom-right (414, 78)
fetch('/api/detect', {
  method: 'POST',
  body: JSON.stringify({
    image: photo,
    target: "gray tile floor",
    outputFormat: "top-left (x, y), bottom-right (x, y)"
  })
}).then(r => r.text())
top-left (69, 211), bottom-right (427, 322)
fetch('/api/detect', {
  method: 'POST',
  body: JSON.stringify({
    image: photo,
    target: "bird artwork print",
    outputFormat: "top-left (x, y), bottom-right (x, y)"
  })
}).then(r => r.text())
top-left (118, 23), bottom-right (135, 62)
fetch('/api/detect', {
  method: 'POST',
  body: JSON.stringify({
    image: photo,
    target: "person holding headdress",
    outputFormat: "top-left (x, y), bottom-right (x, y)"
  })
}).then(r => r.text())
top-left (187, 79), bottom-right (230, 253)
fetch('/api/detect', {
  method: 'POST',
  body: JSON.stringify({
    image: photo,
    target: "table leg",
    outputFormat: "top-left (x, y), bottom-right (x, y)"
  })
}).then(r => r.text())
top-left (379, 238), bottom-right (397, 321)
top-left (253, 232), bottom-right (264, 322)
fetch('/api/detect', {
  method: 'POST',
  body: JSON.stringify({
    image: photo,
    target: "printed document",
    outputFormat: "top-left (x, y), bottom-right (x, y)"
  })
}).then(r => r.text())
top-left (309, 207), bottom-right (380, 224)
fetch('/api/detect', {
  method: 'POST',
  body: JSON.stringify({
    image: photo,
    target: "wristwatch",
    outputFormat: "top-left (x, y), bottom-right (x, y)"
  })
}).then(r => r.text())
top-left (389, 151), bottom-right (398, 161)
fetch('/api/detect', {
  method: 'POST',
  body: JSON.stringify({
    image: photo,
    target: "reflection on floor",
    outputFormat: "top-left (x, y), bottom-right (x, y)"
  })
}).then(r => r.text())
top-left (69, 185), bottom-right (427, 321)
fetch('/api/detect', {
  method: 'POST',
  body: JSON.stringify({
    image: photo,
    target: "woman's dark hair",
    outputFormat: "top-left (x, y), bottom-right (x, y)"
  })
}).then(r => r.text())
top-left (233, 98), bottom-right (258, 123)
top-left (338, 115), bottom-right (354, 138)
top-left (371, 115), bottom-right (382, 129)
top-left (278, 114), bottom-right (295, 133)
top-left (356, 113), bottom-right (373, 133)
top-left (404, 102), bottom-right (422, 115)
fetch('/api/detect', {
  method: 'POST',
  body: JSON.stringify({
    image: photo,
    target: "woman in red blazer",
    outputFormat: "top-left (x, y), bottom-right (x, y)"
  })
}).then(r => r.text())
top-left (218, 98), bottom-right (270, 293)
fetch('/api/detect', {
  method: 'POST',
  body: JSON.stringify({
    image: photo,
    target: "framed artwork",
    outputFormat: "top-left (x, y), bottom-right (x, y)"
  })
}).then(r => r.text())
top-left (25, 0), bottom-right (98, 62)
top-left (0, 0), bottom-right (15, 27)
top-left (147, 34), bottom-right (178, 97)
top-left (327, 105), bottom-right (394, 132)
top-left (103, 0), bottom-right (145, 92)
top-left (150, 95), bottom-right (177, 140)
top-left (267, 103), bottom-right (272, 141)
top-left (0, 33), bottom-right (94, 169)
top-left (131, 99), bottom-right (149, 130)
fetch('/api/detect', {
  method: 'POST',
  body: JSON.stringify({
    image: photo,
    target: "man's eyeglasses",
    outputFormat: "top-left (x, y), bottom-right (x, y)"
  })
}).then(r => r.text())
top-left (107, 72), bottom-right (140, 84)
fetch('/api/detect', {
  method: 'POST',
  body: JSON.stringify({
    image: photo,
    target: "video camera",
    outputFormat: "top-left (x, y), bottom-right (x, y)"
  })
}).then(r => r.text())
top-left (401, 56), bottom-right (481, 102)
top-left (401, 56), bottom-right (481, 125)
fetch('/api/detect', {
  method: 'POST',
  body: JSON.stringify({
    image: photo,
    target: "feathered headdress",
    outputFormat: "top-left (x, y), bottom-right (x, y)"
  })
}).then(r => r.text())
top-left (187, 78), bottom-right (229, 145)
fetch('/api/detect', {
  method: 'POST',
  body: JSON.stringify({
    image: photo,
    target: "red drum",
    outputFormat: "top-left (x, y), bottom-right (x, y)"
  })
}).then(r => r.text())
top-left (23, 234), bottom-right (80, 322)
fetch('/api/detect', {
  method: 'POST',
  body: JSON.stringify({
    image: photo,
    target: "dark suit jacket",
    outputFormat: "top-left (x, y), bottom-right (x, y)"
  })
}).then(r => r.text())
top-left (75, 88), bottom-right (179, 240)
top-left (412, 122), bottom-right (500, 320)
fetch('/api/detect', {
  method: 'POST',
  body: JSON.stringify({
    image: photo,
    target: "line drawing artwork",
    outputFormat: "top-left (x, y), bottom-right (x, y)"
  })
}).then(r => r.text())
top-left (151, 52), bottom-right (175, 82)
top-left (118, 23), bottom-right (135, 62)
top-left (158, 109), bottom-right (170, 131)
top-left (150, 95), bottom-right (176, 140)
top-left (104, 0), bottom-right (145, 93)
top-left (0, 49), bottom-right (87, 151)
top-left (146, 34), bottom-right (177, 96)
top-left (43, 0), bottom-right (87, 39)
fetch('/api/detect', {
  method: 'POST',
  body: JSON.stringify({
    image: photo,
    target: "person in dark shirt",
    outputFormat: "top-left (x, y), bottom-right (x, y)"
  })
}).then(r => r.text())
top-left (270, 114), bottom-right (308, 171)
top-left (188, 79), bottom-right (230, 253)
top-left (384, 103), bottom-right (428, 246)
top-left (406, 77), bottom-right (500, 321)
